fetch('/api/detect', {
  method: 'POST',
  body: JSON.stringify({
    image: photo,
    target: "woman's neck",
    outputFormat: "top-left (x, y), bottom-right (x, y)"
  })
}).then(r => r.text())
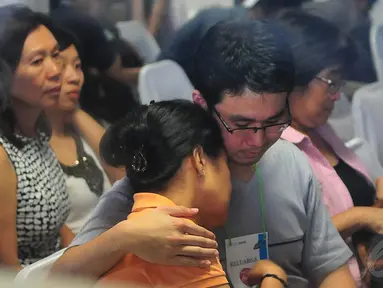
top-left (291, 120), bottom-right (313, 137)
top-left (45, 109), bottom-right (70, 137)
top-left (159, 176), bottom-right (205, 225)
top-left (12, 98), bottom-right (42, 137)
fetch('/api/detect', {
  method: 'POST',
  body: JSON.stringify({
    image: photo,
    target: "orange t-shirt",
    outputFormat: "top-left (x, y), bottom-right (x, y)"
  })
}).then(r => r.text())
top-left (99, 193), bottom-right (228, 288)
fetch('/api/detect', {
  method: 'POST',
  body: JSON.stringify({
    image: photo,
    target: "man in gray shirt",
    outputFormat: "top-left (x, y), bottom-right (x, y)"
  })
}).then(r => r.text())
top-left (53, 21), bottom-right (355, 287)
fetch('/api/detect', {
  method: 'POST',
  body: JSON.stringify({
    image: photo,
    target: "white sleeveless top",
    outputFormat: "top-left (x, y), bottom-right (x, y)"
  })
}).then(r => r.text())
top-left (63, 138), bottom-right (111, 234)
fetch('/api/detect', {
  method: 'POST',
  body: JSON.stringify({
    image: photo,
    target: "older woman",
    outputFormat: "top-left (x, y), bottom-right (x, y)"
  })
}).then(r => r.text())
top-left (0, 5), bottom-right (71, 270)
top-left (277, 10), bottom-right (383, 287)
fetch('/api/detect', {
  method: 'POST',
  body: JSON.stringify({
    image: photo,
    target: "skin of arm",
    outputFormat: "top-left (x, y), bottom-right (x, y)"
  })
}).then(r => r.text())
top-left (319, 264), bottom-right (357, 288)
top-left (72, 109), bottom-right (125, 184)
top-left (148, 0), bottom-right (167, 37)
top-left (106, 55), bottom-right (141, 86)
top-left (0, 147), bottom-right (23, 272)
top-left (375, 176), bottom-right (383, 203)
top-left (60, 225), bottom-right (75, 248)
top-left (248, 260), bottom-right (288, 288)
top-left (51, 206), bottom-right (218, 278)
top-left (332, 206), bottom-right (383, 238)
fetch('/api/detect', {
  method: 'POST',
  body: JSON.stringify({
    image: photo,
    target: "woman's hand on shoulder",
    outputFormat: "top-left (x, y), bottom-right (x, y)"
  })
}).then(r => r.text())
top-left (117, 205), bottom-right (218, 268)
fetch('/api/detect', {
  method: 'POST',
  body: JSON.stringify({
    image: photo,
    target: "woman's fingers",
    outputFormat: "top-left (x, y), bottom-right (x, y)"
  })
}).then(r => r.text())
top-left (175, 218), bottom-right (216, 240)
top-left (168, 234), bottom-right (218, 249)
top-left (157, 205), bottom-right (199, 218)
top-left (175, 245), bottom-right (219, 259)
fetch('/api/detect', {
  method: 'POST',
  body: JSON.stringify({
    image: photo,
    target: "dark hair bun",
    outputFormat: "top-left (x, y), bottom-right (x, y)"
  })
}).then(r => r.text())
top-left (100, 100), bottom-right (224, 192)
top-left (100, 105), bottom-right (149, 168)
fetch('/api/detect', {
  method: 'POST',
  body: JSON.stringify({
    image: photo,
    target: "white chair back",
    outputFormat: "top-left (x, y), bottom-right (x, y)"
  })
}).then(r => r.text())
top-left (352, 82), bottom-right (383, 166)
top-left (138, 60), bottom-right (194, 104)
top-left (116, 21), bottom-right (160, 64)
top-left (346, 137), bottom-right (383, 182)
top-left (327, 92), bottom-right (354, 142)
top-left (370, 22), bottom-right (383, 81)
top-left (14, 248), bottom-right (66, 284)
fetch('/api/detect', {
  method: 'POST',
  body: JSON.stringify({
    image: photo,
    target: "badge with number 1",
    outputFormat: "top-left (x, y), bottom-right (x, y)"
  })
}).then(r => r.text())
top-left (225, 233), bottom-right (269, 288)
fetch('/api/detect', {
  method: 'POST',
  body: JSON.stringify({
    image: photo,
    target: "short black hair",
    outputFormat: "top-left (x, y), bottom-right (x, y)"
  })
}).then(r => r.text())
top-left (0, 5), bottom-right (58, 148)
top-left (191, 20), bottom-right (295, 109)
top-left (275, 9), bottom-right (356, 86)
top-left (100, 100), bottom-right (225, 192)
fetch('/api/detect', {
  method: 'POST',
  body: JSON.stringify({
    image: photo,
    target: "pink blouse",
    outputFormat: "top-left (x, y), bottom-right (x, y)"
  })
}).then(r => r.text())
top-left (282, 124), bottom-right (374, 286)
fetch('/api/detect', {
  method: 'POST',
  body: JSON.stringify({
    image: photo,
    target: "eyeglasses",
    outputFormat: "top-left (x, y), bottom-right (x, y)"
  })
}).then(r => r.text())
top-left (315, 75), bottom-right (345, 95)
top-left (213, 107), bottom-right (291, 136)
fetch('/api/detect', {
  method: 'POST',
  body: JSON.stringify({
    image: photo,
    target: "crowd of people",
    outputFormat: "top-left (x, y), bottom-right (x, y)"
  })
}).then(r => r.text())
top-left (0, 0), bottom-right (382, 287)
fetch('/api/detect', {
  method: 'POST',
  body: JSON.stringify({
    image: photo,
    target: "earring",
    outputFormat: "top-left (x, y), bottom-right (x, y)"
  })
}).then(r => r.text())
top-left (200, 168), bottom-right (206, 179)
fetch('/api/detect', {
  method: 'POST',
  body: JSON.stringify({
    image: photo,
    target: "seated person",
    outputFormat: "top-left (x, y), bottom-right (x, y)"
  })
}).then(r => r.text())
top-left (97, 100), bottom-right (288, 288)
top-left (46, 28), bottom-right (125, 234)
top-left (276, 10), bottom-right (383, 287)
top-left (98, 100), bottom-right (231, 287)
top-left (51, 0), bottom-right (141, 122)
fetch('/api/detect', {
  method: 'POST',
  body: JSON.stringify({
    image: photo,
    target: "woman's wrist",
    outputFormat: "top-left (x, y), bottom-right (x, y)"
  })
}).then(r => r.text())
top-left (110, 220), bottom-right (137, 255)
top-left (260, 274), bottom-right (287, 288)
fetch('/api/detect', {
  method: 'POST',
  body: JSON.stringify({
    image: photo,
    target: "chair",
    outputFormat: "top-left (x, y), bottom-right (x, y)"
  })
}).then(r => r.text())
top-left (370, 22), bottom-right (383, 81)
top-left (14, 248), bottom-right (66, 284)
top-left (352, 82), bottom-right (383, 166)
top-left (346, 137), bottom-right (383, 182)
top-left (116, 21), bottom-right (160, 64)
top-left (138, 60), bottom-right (194, 104)
top-left (327, 92), bottom-right (354, 142)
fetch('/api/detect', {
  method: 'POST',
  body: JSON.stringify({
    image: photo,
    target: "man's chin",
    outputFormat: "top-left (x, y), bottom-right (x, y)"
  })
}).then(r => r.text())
top-left (229, 155), bottom-right (263, 167)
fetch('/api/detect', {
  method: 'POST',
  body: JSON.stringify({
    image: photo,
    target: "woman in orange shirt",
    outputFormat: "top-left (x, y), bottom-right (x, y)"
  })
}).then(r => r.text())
top-left (98, 100), bottom-right (288, 288)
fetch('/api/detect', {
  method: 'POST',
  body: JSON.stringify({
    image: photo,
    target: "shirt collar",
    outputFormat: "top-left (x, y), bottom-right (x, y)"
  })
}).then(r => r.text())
top-left (281, 126), bottom-right (308, 144)
top-left (132, 193), bottom-right (176, 213)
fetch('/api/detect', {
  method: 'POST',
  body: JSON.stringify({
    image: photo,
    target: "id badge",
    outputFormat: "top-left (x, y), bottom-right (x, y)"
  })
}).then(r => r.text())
top-left (225, 233), bottom-right (268, 288)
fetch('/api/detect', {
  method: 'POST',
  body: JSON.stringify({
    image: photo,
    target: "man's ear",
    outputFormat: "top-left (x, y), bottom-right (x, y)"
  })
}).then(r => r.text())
top-left (192, 90), bottom-right (208, 111)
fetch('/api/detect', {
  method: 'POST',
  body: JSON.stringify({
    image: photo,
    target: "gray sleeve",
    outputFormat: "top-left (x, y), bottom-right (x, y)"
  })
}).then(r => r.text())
top-left (70, 177), bottom-right (134, 247)
top-left (303, 174), bottom-right (353, 285)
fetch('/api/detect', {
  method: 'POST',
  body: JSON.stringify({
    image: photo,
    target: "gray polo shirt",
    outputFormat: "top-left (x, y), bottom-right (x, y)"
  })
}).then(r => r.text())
top-left (71, 140), bottom-right (352, 287)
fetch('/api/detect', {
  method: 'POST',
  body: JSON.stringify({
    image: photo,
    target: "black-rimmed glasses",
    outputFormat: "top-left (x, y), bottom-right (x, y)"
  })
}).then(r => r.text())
top-left (213, 107), bottom-right (291, 135)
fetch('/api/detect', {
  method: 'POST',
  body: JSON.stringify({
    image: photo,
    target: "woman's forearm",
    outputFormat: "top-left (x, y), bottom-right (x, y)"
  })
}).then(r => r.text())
top-left (148, 0), bottom-right (167, 37)
top-left (60, 225), bottom-right (75, 248)
top-left (51, 222), bottom-right (132, 278)
top-left (375, 176), bottom-right (383, 200)
top-left (332, 207), bottom-right (371, 238)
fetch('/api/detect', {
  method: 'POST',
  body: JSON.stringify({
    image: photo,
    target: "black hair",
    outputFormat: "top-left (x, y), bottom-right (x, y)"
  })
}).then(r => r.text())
top-left (100, 100), bottom-right (225, 192)
top-left (191, 20), bottom-right (295, 109)
top-left (54, 26), bottom-right (83, 60)
top-left (275, 9), bottom-right (356, 86)
top-left (0, 5), bottom-right (59, 148)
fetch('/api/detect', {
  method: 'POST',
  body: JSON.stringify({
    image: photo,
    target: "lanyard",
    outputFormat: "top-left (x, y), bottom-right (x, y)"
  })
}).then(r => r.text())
top-left (228, 165), bottom-right (267, 245)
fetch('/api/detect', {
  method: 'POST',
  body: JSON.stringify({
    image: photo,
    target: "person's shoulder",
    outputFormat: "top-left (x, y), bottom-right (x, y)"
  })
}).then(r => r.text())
top-left (102, 177), bottom-right (133, 199)
top-left (259, 140), bottom-right (316, 198)
top-left (262, 139), bottom-right (312, 169)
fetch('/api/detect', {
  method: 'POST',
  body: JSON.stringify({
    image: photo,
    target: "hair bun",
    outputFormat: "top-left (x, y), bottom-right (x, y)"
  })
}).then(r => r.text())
top-left (131, 146), bottom-right (147, 173)
top-left (100, 105), bottom-right (150, 169)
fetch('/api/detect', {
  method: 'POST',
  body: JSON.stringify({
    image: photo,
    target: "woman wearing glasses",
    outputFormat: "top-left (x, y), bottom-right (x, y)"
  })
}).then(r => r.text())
top-left (277, 10), bottom-right (383, 287)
